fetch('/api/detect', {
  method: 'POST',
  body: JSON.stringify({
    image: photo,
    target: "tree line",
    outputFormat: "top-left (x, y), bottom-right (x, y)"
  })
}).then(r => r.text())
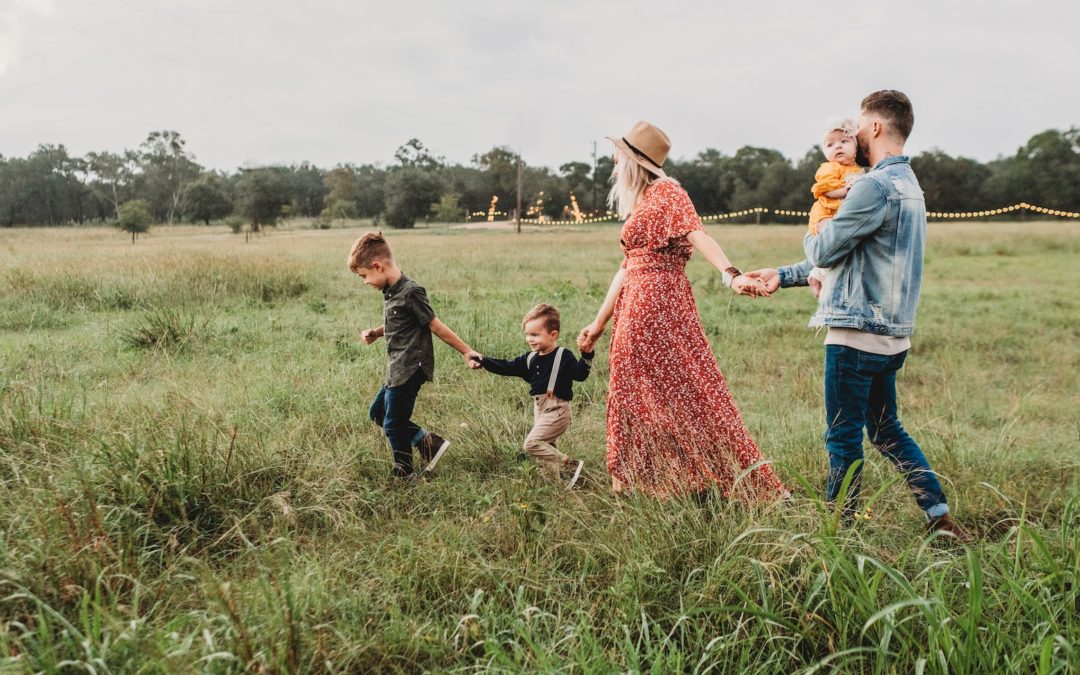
top-left (1, 127), bottom-right (1077, 230)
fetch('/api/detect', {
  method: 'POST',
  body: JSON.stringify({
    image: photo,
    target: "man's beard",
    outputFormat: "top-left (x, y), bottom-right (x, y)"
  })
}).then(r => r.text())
top-left (855, 140), bottom-right (871, 168)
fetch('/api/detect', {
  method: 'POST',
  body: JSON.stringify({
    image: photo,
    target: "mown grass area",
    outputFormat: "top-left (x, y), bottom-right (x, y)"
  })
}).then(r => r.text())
top-left (0, 221), bottom-right (1077, 673)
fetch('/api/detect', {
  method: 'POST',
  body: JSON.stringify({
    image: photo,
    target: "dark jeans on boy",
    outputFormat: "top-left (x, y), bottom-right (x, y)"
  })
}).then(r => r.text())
top-left (369, 368), bottom-right (429, 476)
top-left (824, 345), bottom-right (949, 519)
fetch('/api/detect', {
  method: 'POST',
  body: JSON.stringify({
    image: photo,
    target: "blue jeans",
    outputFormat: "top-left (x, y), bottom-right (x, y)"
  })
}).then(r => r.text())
top-left (824, 345), bottom-right (948, 519)
top-left (368, 368), bottom-right (429, 475)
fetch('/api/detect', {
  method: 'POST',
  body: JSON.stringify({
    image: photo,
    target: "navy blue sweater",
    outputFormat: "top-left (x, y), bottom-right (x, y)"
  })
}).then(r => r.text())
top-left (481, 348), bottom-right (594, 401)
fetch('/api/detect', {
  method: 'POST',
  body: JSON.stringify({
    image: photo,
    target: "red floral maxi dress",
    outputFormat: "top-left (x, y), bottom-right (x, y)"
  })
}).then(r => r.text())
top-left (606, 179), bottom-right (787, 500)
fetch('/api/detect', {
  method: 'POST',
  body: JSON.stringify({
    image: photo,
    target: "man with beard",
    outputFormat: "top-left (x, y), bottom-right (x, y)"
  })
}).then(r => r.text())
top-left (748, 90), bottom-right (967, 539)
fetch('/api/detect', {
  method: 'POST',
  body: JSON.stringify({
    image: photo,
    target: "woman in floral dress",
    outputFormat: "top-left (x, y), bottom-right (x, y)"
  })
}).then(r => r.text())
top-left (578, 121), bottom-right (789, 500)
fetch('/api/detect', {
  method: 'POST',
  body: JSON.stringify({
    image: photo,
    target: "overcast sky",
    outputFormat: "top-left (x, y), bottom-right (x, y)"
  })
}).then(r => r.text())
top-left (2, 0), bottom-right (1077, 171)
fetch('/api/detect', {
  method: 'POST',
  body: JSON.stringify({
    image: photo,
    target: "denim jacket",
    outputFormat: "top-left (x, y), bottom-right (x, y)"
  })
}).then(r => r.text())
top-left (779, 155), bottom-right (925, 337)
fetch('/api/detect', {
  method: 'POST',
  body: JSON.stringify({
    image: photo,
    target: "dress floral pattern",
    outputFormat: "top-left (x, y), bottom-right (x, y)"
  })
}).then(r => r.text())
top-left (606, 179), bottom-right (788, 500)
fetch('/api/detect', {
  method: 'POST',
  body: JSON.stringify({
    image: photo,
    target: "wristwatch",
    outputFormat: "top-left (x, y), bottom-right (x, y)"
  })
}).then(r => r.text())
top-left (723, 266), bottom-right (743, 287)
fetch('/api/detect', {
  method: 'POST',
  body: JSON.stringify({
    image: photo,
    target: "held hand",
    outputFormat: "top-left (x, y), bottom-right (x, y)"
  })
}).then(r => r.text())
top-left (577, 322), bottom-right (605, 352)
top-left (745, 268), bottom-right (781, 293)
top-left (731, 275), bottom-right (770, 298)
top-left (464, 351), bottom-right (483, 369)
top-left (360, 328), bottom-right (381, 345)
top-left (808, 277), bottom-right (822, 299)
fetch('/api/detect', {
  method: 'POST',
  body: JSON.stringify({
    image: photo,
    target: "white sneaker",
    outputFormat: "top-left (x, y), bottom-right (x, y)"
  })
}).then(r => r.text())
top-left (566, 459), bottom-right (584, 489)
top-left (420, 433), bottom-right (450, 473)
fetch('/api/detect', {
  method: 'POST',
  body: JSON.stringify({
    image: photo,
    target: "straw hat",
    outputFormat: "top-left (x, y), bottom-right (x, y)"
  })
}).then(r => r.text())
top-left (606, 121), bottom-right (669, 179)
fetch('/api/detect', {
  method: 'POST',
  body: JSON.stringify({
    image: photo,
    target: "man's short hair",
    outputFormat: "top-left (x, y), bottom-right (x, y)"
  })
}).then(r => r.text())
top-left (522, 303), bottom-right (560, 333)
top-left (348, 231), bottom-right (393, 271)
top-left (861, 90), bottom-right (914, 141)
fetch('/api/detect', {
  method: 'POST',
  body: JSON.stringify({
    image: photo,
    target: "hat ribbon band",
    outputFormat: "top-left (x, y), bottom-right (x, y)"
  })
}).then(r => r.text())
top-left (622, 137), bottom-right (663, 170)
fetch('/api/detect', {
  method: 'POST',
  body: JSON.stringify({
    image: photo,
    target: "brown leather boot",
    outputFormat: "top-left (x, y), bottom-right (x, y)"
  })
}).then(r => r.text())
top-left (927, 514), bottom-right (971, 543)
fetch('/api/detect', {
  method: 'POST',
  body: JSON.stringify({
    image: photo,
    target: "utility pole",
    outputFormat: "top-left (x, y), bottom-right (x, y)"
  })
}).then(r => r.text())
top-left (591, 140), bottom-right (598, 214)
top-left (516, 153), bottom-right (523, 234)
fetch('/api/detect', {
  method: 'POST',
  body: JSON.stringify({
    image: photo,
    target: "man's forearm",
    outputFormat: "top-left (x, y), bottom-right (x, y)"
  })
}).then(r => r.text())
top-left (779, 260), bottom-right (813, 287)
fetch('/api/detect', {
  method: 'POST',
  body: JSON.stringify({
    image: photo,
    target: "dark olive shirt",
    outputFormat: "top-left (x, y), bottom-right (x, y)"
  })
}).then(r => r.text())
top-left (382, 275), bottom-right (436, 387)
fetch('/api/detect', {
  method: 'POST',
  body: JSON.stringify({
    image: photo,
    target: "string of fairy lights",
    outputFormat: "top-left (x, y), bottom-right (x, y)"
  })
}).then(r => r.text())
top-left (926, 202), bottom-right (1080, 219)
top-left (467, 200), bottom-right (1079, 224)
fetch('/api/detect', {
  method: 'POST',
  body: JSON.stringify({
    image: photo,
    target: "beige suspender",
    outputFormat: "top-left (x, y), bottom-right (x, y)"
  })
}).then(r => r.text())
top-left (528, 347), bottom-right (565, 398)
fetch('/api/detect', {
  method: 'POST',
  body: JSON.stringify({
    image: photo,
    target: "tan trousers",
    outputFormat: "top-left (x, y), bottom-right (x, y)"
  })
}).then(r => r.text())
top-left (524, 395), bottom-right (571, 482)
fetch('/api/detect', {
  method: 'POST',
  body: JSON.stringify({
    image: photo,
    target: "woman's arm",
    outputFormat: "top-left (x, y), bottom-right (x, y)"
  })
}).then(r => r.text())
top-left (577, 267), bottom-right (625, 352)
top-left (686, 230), bottom-right (769, 297)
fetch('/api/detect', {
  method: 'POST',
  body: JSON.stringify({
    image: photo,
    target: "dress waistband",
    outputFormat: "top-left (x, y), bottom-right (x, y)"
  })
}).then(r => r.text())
top-left (623, 254), bottom-right (685, 273)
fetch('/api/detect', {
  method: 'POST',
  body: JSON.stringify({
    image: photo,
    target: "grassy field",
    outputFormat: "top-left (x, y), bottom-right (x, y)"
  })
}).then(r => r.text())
top-left (0, 220), bottom-right (1077, 673)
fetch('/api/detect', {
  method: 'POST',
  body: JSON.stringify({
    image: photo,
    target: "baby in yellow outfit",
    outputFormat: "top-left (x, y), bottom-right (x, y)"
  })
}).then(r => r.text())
top-left (808, 118), bottom-right (864, 288)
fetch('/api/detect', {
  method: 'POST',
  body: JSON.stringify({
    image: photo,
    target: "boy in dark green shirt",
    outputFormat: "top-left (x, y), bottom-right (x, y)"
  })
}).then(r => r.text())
top-left (348, 232), bottom-right (481, 479)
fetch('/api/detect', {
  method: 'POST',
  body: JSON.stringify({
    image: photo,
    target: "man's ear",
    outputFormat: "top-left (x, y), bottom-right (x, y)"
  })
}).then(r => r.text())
top-left (872, 119), bottom-right (884, 140)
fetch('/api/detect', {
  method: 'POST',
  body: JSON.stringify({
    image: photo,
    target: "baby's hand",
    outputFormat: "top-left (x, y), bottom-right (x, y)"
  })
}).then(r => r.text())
top-left (808, 277), bottom-right (822, 299)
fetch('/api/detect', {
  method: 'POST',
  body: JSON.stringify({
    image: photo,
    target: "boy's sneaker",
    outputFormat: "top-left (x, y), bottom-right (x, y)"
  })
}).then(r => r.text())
top-left (565, 459), bottom-right (584, 489)
top-left (419, 432), bottom-right (450, 473)
top-left (927, 514), bottom-right (971, 543)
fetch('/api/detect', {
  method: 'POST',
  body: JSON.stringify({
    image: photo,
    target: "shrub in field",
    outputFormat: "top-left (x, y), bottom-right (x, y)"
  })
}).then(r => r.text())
top-left (115, 199), bottom-right (152, 243)
top-left (225, 215), bottom-right (246, 233)
top-left (121, 308), bottom-right (205, 351)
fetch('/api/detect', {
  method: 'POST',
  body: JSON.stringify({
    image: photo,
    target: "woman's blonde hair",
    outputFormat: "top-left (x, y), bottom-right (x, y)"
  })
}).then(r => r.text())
top-left (607, 148), bottom-right (657, 220)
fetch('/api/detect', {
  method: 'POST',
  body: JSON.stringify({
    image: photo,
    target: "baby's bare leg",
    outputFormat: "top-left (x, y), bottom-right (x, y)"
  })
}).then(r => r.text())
top-left (814, 217), bottom-right (833, 233)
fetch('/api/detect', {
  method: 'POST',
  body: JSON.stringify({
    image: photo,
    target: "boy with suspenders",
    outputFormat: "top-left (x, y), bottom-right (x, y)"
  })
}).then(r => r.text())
top-left (472, 304), bottom-right (593, 488)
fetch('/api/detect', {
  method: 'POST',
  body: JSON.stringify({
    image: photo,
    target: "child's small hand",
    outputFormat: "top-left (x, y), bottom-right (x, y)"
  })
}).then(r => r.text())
top-left (464, 351), bottom-right (483, 369)
top-left (808, 277), bottom-right (822, 299)
top-left (360, 328), bottom-right (382, 344)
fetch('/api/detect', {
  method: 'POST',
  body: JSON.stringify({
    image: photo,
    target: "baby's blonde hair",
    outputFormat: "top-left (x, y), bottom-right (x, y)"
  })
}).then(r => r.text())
top-left (821, 117), bottom-right (859, 155)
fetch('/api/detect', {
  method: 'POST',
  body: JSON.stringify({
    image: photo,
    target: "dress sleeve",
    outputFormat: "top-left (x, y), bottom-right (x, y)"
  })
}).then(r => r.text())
top-left (811, 162), bottom-right (847, 199)
top-left (637, 180), bottom-right (703, 251)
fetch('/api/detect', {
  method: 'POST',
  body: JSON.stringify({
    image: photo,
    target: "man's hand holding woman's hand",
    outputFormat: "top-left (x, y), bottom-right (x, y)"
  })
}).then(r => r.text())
top-left (745, 269), bottom-right (781, 293)
top-left (731, 274), bottom-right (771, 298)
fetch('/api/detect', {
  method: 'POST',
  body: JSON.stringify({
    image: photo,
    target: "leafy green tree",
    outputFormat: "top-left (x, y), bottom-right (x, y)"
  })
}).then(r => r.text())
top-left (0, 144), bottom-right (87, 226)
top-left (985, 128), bottom-right (1080, 211)
top-left (430, 193), bottom-right (463, 222)
top-left (181, 174), bottom-right (233, 224)
top-left (355, 164), bottom-right (387, 218)
top-left (729, 146), bottom-right (791, 212)
top-left (668, 149), bottom-right (735, 216)
top-left (87, 150), bottom-right (137, 219)
top-left (471, 147), bottom-right (519, 210)
top-left (383, 167), bottom-right (443, 228)
top-left (138, 131), bottom-right (201, 224)
top-left (286, 162), bottom-right (328, 217)
top-left (560, 161), bottom-right (593, 210)
top-left (236, 167), bottom-right (291, 231)
top-left (323, 166), bottom-right (361, 219)
top-left (116, 199), bottom-right (152, 243)
top-left (394, 139), bottom-right (443, 170)
top-left (912, 149), bottom-right (991, 212)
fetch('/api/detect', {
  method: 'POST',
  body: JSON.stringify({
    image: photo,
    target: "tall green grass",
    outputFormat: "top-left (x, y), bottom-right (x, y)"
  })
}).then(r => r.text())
top-left (0, 222), bottom-right (1077, 672)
